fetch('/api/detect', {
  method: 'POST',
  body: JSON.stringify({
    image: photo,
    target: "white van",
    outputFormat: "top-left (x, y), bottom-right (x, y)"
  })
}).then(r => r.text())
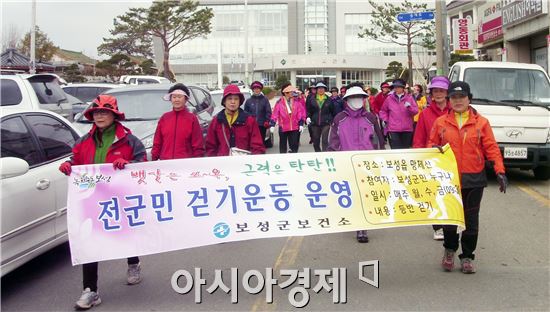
top-left (119, 75), bottom-right (170, 85)
top-left (449, 61), bottom-right (550, 180)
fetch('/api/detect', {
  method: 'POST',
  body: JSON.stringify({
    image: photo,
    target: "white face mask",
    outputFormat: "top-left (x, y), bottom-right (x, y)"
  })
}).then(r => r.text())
top-left (347, 98), bottom-right (364, 110)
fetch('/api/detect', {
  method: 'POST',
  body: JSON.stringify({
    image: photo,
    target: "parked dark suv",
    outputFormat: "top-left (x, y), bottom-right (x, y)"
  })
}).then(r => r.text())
top-left (72, 84), bottom-right (214, 159)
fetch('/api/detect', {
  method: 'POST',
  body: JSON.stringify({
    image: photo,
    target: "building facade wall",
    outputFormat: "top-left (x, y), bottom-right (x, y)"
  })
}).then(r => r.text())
top-left (155, 0), bottom-right (436, 89)
top-left (447, 0), bottom-right (549, 72)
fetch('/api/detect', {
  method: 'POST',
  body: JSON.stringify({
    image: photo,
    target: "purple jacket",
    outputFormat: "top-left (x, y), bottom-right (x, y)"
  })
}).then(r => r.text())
top-left (327, 107), bottom-right (385, 152)
top-left (379, 92), bottom-right (418, 132)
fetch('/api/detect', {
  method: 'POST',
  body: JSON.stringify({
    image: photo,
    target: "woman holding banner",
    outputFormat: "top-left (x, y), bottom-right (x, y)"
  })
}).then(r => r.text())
top-left (328, 86), bottom-right (385, 243)
top-left (58, 95), bottom-right (147, 309)
top-left (429, 81), bottom-right (507, 274)
top-left (412, 76), bottom-right (451, 241)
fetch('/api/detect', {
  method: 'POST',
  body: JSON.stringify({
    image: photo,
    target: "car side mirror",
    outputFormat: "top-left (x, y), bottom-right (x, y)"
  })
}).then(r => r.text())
top-left (1, 157), bottom-right (30, 179)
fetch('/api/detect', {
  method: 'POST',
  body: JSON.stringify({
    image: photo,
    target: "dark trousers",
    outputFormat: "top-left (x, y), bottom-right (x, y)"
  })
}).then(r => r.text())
top-left (388, 131), bottom-right (413, 149)
top-left (311, 125), bottom-right (330, 152)
top-left (258, 125), bottom-right (268, 147)
top-left (443, 188), bottom-right (484, 260)
top-left (83, 257), bottom-right (139, 291)
top-left (279, 130), bottom-right (300, 153)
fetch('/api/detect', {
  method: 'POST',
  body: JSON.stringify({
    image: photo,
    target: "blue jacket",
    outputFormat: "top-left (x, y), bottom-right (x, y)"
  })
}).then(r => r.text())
top-left (243, 93), bottom-right (272, 126)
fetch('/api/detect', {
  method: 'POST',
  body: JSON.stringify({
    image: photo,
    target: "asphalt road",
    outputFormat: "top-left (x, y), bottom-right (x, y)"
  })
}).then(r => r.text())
top-left (2, 131), bottom-right (549, 311)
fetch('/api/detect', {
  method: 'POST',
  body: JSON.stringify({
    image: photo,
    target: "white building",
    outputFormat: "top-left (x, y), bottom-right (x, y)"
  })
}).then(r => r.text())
top-left (153, 0), bottom-right (436, 90)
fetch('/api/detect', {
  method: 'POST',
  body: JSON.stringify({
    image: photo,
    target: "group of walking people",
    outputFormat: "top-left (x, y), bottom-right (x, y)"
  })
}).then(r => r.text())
top-left (58, 76), bottom-right (507, 310)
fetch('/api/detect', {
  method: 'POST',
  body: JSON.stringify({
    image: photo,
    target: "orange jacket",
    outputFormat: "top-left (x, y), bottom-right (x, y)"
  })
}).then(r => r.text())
top-left (429, 107), bottom-right (505, 188)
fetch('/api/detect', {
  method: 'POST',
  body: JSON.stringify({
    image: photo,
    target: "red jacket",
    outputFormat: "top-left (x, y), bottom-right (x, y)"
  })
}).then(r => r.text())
top-left (412, 100), bottom-right (451, 148)
top-left (151, 109), bottom-right (205, 160)
top-left (429, 108), bottom-right (505, 188)
top-left (205, 109), bottom-right (266, 156)
top-left (71, 122), bottom-right (146, 165)
top-left (371, 92), bottom-right (389, 115)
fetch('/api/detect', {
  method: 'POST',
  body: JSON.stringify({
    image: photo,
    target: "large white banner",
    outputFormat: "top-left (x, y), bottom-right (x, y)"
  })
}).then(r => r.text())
top-left (67, 146), bottom-right (464, 265)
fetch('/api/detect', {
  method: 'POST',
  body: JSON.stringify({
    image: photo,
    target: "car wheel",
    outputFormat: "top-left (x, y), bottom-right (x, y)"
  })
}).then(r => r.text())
top-left (533, 166), bottom-right (550, 180)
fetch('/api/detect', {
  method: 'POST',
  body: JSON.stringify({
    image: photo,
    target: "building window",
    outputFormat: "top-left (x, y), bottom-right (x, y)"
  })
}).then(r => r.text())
top-left (304, 0), bottom-right (328, 54)
top-left (170, 4), bottom-right (288, 65)
top-left (341, 70), bottom-right (374, 88)
top-left (344, 13), bottom-right (370, 54)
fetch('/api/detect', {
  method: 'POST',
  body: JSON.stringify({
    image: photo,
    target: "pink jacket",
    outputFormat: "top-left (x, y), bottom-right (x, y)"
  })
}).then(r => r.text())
top-left (271, 96), bottom-right (306, 132)
top-left (379, 92), bottom-right (418, 132)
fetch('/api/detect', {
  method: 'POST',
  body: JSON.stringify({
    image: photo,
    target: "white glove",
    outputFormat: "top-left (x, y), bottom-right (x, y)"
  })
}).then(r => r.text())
top-left (306, 117), bottom-right (311, 125)
top-left (299, 125), bottom-right (304, 133)
top-left (404, 102), bottom-right (411, 107)
top-left (269, 127), bottom-right (275, 134)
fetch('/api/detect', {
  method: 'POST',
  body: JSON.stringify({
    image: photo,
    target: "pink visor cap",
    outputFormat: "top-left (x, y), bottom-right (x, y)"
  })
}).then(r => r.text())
top-left (163, 89), bottom-right (189, 101)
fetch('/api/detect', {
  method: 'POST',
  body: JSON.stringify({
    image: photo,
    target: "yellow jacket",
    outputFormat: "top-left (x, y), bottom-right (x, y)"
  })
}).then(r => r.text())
top-left (413, 95), bottom-right (427, 122)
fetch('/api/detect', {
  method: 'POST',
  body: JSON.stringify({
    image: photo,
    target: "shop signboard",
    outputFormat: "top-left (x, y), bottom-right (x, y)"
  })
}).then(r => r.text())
top-left (502, 0), bottom-right (548, 28)
top-left (452, 17), bottom-right (473, 54)
top-left (478, 1), bottom-right (504, 44)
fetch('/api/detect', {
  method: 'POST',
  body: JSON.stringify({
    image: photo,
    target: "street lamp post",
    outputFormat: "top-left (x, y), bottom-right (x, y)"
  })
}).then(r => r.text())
top-left (435, 0), bottom-right (449, 76)
top-left (244, 0), bottom-right (249, 85)
top-left (30, 0), bottom-right (36, 74)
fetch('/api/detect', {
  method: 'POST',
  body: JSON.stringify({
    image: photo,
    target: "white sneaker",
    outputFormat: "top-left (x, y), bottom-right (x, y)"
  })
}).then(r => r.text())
top-left (75, 288), bottom-right (101, 310)
top-left (127, 262), bottom-right (142, 285)
top-left (433, 228), bottom-right (444, 240)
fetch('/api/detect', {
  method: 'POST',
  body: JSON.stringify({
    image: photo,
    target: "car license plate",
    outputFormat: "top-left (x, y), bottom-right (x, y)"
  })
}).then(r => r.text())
top-left (503, 147), bottom-right (528, 159)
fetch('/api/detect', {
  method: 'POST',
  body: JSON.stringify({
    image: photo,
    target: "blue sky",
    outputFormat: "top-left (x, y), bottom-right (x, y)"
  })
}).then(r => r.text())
top-left (1, 0), bottom-right (152, 59)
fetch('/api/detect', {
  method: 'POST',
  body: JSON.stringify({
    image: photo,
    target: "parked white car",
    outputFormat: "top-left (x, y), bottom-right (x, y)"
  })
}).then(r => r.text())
top-left (210, 87), bottom-right (252, 115)
top-left (1, 73), bottom-right (73, 121)
top-left (118, 75), bottom-right (170, 85)
top-left (449, 61), bottom-right (550, 180)
top-left (1, 108), bottom-right (82, 276)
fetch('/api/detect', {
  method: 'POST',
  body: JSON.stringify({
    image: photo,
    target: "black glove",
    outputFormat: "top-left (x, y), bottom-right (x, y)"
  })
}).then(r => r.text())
top-left (432, 145), bottom-right (444, 153)
top-left (497, 173), bottom-right (508, 193)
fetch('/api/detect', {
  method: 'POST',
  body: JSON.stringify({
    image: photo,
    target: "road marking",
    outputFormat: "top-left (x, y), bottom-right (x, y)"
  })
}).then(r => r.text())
top-left (515, 182), bottom-right (550, 208)
top-left (250, 236), bottom-right (304, 312)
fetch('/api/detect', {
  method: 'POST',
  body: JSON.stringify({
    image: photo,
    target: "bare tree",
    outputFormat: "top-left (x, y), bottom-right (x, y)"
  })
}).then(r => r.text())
top-left (2, 24), bottom-right (21, 51)
top-left (359, 0), bottom-right (435, 86)
top-left (101, 1), bottom-right (213, 80)
top-left (414, 47), bottom-right (436, 85)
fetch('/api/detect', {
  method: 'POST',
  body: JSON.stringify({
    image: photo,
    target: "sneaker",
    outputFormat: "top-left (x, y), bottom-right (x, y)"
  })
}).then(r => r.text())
top-left (441, 249), bottom-right (455, 272)
top-left (356, 230), bottom-right (369, 243)
top-left (433, 228), bottom-right (444, 240)
top-left (74, 288), bottom-right (101, 310)
top-left (460, 258), bottom-right (476, 274)
top-left (127, 262), bottom-right (142, 285)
